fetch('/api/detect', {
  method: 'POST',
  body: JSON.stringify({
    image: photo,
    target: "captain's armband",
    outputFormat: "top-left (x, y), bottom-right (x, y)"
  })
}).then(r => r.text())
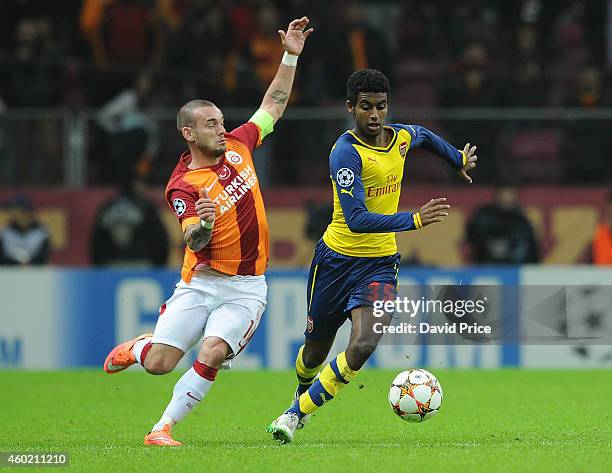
top-left (249, 109), bottom-right (274, 141)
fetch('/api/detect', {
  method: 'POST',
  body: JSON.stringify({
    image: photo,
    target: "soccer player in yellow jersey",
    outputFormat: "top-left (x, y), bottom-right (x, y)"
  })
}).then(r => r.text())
top-left (268, 69), bottom-right (477, 443)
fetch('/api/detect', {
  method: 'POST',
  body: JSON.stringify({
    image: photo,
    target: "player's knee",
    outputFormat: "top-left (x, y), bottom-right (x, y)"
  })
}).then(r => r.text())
top-left (144, 355), bottom-right (177, 375)
top-left (199, 338), bottom-right (231, 368)
top-left (347, 340), bottom-right (378, 366)
top-left (302, 349), bottom-right (327, 368)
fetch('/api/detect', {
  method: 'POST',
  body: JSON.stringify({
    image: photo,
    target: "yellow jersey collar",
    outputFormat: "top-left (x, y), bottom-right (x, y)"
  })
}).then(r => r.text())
top-left (347, 126), bottom-right (398, 152)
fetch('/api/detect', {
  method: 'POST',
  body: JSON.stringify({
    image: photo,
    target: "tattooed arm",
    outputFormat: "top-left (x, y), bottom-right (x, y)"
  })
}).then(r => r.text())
top-left (258, 17), bottom-right (313, 124)
top-left (259, 81), bottom-right (291, 125)
top-left (184, 188), bottom-right (216, 252)
top-left (184, 223), bottom-right (213, 252)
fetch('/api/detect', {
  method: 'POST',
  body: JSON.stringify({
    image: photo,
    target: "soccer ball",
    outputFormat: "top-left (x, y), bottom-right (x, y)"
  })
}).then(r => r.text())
top-left (388, 369), bottom-right (443, 422)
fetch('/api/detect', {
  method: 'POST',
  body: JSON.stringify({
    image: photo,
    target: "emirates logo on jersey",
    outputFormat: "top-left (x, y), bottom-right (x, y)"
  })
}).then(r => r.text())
top-left (218, 165), bottom-right (231, 180)
top-left (399, 141), bottom-right (408, 158)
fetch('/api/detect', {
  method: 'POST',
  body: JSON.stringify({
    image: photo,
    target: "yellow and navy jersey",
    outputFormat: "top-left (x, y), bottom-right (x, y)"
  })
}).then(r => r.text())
top-left (322, 124), bottom-right (466, 257)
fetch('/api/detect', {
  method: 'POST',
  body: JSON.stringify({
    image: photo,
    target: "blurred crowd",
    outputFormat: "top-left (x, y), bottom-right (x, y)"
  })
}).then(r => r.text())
top-left (4, 186), bottom-right (612, 267)
top-left (0, 0), bottom-right (611, 187)
top-left (1, 0), bottom-right (609, 108)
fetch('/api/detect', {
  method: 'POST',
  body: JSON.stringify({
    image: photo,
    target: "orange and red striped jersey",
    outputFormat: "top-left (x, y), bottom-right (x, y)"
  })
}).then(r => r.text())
top-left (165, 122), bottom-right (269, 282)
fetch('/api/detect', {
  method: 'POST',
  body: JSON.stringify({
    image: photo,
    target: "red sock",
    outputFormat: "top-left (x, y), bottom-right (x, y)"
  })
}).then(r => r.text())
top-left (140, 342), bottom-right (152, 363)
top-left (193, 360), bottom-right (218, 381)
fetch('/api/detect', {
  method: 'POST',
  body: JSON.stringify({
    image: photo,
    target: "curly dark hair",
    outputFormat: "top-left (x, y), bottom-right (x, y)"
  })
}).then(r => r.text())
top-left (346, 69), bottom-right (391, 105)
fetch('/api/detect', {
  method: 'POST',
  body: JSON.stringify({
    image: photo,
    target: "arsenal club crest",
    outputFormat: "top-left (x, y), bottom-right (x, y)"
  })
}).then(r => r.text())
top-left (307, 316), bottom-right (314, 333)
top-left (399, 141), bottom-right (408, 158)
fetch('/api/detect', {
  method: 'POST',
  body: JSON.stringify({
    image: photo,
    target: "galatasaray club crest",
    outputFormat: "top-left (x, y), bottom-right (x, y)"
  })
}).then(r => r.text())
top-left (226, 151), bottom-right (243, 165)
top-left (399, 141), bottom-right (408, 158)
top-left (218, 165), bottom-right (231, 180)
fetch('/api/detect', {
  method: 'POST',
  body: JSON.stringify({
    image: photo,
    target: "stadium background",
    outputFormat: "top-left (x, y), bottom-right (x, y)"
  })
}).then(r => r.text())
top-left (1, 0), bottom-right (611, 371)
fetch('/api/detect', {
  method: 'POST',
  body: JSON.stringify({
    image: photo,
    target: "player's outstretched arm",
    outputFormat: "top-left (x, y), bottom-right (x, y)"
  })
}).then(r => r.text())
top-left (403, 125), bottom-right (478, 183)
top-left (258, 16), bottom-right (313, 125)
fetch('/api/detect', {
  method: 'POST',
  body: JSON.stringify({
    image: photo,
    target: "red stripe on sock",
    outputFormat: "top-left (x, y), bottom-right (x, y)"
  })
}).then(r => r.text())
top-left (140, 342), bottom-right (152, 363)
top-left (193, 360), bottom-right (218, 381)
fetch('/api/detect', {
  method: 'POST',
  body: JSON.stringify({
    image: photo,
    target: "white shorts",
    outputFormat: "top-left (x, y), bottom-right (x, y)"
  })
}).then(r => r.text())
top-left (152, 269), bottom-right (267, 357)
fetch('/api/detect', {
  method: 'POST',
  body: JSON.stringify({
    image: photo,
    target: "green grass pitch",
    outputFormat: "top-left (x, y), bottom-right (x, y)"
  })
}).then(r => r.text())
top-left (1, 370), bottom-right (611, 472)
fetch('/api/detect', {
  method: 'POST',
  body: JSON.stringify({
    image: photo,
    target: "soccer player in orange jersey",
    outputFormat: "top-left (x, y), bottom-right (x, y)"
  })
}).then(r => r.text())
top-left (103, 17), bottom-right (313, 446)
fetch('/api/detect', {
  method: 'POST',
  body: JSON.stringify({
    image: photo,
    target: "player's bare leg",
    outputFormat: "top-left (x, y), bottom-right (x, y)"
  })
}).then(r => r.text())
top-left (144, 336), bottom-right (231, 446)
top-left (142, 344), bottom-right (185, 375)
top-left (345, 306), bottom-right (391, 370)
top-left (103, 333), bottom-right (185, 375)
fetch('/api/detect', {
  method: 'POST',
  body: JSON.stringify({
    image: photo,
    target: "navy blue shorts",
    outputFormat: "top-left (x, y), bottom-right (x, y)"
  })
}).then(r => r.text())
top-left (305, 239), bottom-right (400, 340)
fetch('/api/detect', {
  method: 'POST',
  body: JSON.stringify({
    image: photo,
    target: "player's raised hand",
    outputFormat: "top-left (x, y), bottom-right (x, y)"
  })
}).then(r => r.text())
top-left (278, 16), bottom-right (313, 56)
top-left (196, 188), bottom-right (216, 223)
top-left (459, 143), bottom-right (478, 184)
top-left (419, 197), bottom-right (450, 227)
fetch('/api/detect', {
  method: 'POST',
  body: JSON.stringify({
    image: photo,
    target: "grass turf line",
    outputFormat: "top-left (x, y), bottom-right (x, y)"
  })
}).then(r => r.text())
top-left (1, 370), bottom-right (611, 472)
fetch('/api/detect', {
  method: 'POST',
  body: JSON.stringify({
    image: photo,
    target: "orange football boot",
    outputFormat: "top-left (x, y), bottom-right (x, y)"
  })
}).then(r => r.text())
top-left (103, 333), bottom-right (152, 374)
top-left (144, 425), bottom-right (182, 446)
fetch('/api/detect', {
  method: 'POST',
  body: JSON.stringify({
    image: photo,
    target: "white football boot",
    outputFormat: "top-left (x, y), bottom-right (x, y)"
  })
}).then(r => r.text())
top-left (266, 412), bottom-right (300, 444)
